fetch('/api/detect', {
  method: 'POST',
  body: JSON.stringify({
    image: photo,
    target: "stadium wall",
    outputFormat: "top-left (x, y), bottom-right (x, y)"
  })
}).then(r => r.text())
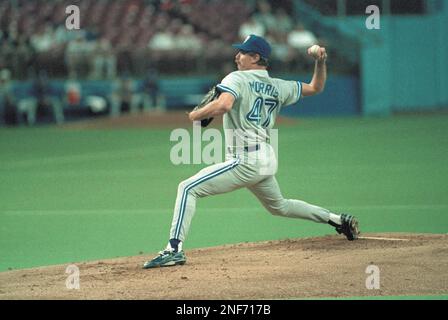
top-left (281, 75), bottom-right (359, 116)
top-left (330, 4), bottom-right (448, 115)
top-left (9, 75), bottom-right (359, 121)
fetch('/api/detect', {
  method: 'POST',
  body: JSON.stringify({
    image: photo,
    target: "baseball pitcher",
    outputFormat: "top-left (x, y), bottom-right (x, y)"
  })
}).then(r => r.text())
top-left (144, 35), bottom-right (360, 269)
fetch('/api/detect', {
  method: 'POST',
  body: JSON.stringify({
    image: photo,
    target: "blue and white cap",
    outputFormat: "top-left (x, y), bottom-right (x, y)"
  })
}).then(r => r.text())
top-left (232, 34), bottom-right (272, 59)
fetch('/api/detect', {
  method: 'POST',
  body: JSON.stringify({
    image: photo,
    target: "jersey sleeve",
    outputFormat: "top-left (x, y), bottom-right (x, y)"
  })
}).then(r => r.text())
top-left (217, 72), bottom-right (241, 99)
top-left (281, 80), bottom-right (302, 107)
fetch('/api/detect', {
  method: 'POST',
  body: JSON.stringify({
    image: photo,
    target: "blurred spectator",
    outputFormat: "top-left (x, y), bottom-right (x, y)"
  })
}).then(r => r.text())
top-left (65, 79), bottom-right (82, 107)
top-left (148, 18), bottom-right (184, 73)
top-left (254, 0), bottom-right (277, 31)
top-left (273, 8), bottom-right (294, 33)
top-left (17, 70), bottom-right (64, 125)
top-left (65, 33), bottom-right (92, 79)
top-left (0, 68), bottom-right (15, 125)
top-left (266, 31), bottom-right (294, 71)
top-left (239, 17), bottom-right (265, 40)
top-left (12, 35), bottom-right (35, 79)
top-left (54, 24), bottom-right (76, 45)
top-left (141, 67), bottom-right (165, 112)
top-left (0, 38), bottom-right (15, 74)
top-left (5, 20), bottom-right (19, 47)
top-left (148, 30), bottom-right (176, 51)
top-left (287, 23), bottom-right (318, 51)
top-left (172, 24), bottom-right (203, 72)
top-left (174, 24), bottom-right (202, 52)
top-left (34, 70), bottom-right (64, 124)
top-left (90, 38), bottom-right (117, 79)
top-left (30, 24), bottom-right (54, 53)
top-left (110, 75), bottom-right (141, 117)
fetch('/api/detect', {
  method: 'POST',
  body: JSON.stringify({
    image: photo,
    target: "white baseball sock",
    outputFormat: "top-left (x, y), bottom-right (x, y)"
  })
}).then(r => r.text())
top-left (328, 213), bottom-right (342, 225)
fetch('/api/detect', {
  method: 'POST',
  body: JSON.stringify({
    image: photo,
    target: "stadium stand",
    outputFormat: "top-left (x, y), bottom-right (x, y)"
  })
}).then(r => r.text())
top-left (0, 0), bottom-right (359, 125)
top-left (0, 0), bottom-right (345, 79)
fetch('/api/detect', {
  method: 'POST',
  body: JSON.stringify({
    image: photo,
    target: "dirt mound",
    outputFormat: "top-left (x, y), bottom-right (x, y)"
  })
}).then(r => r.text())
top-left (1, 233), bottom-right (447, 300)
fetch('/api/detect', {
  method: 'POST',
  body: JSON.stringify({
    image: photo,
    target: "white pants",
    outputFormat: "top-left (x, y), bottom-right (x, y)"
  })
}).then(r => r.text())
top-left (169, 142), bottom-right (330, 241)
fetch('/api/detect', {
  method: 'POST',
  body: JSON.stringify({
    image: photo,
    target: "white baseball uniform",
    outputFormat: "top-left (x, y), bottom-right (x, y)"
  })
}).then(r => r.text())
top-left (170, 69), bottom-right (331, 242)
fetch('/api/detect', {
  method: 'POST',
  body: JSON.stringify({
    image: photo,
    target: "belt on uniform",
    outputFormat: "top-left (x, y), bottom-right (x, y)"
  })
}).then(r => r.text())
top-left (227, 144), bottom-right (260, 154)
top-left (244, 144), bottom-right (260, 152)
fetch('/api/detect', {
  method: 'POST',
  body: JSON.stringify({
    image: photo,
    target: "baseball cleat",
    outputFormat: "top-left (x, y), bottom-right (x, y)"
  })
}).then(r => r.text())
top-left (335, 214), bottom-right (360, 241)
top-left (143, 249), bottom-right (186, 269)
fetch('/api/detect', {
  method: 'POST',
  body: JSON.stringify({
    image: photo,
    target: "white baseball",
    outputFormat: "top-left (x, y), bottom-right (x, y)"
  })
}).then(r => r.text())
top-left (310, 45), bottom-right (320, 57)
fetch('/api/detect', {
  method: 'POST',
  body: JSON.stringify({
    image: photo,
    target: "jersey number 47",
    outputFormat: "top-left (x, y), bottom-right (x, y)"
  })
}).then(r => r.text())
top-left (246, 97), bottom-right (279, 128)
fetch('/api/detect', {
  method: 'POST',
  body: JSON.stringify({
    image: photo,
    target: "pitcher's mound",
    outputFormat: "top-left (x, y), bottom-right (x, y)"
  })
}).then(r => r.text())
top-left (1, 233), bottom-right (447, 299)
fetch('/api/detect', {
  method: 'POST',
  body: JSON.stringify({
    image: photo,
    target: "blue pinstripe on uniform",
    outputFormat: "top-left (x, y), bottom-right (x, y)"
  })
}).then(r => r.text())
top-left (174, 158), bottom-right (241, 239)
top-left (297, 81), bottom-right (302, 100)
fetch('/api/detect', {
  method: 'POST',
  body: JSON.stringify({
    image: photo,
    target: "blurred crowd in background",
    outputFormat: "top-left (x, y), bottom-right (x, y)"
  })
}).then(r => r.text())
top-left (0, 0), bottom-right (361, 126)
top-left (0, 0), bottom-right (438, 126)
top-left (0, 0), bottom-right (352, 81)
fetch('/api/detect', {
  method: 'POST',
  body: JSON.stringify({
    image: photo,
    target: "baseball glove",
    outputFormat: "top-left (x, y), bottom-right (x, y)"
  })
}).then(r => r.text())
top-left (192, 85), bottom-right (221, 127)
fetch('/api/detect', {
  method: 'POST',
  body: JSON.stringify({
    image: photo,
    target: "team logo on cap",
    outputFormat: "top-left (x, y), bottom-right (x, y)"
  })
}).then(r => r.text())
top-left (244, 35), bottom-right (250, 43)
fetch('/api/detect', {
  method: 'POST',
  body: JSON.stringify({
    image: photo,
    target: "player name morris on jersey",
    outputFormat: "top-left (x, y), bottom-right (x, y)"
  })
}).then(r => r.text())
top-left (249, 81), bottom-right (279, 99)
